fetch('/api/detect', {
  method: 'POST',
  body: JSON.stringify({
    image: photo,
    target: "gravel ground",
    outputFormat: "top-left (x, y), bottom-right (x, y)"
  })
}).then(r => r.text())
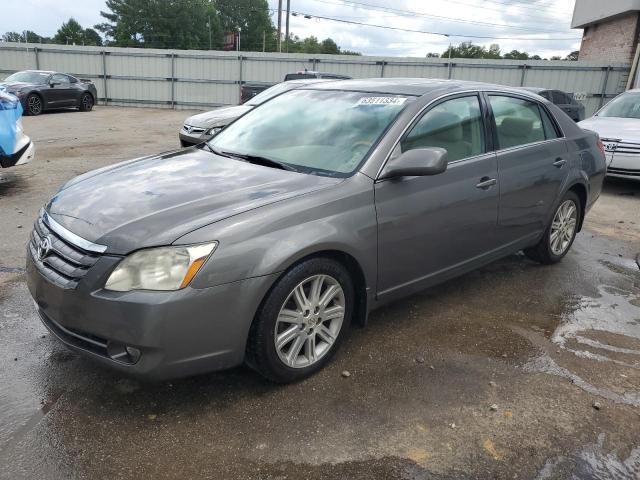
top-left (1, 106), bottom-right (639, 480)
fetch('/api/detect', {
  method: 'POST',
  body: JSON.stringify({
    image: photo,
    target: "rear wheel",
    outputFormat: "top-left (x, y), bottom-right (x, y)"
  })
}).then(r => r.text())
top-left (26, 94), bottom-right (42, 116)
top-left (524, 191), bottom-right (581, 264)
top-left (79, 93), bottom-right (94, 112)
top-left (246, 257), bottom-right (354, 383)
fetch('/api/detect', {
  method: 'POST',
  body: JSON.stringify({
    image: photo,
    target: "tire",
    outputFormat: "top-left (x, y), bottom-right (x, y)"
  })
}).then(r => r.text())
top-left (79, 93), bottom-right (94, 112)
top-left (524, 191), bottom-right (581, 264)
top-left (246, 257), bottom-right (354, 383)
top-left (25, 93), bottom-right (43, 116)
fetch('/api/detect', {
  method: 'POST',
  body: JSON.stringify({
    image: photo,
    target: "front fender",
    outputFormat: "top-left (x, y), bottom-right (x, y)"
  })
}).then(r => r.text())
top-left (175, 173), bottom-right (378, 293)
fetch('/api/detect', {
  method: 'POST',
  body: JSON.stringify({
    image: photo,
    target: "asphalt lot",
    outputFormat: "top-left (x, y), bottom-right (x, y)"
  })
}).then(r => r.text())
top-left (1, 106), bottom-right (639, 479)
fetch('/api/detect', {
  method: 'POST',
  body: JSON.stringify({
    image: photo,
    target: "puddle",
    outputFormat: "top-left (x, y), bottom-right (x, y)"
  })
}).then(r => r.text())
top-left (552, 284), bottom-right (640, 367)
top-left (536, 434), bottom-right (640, 480)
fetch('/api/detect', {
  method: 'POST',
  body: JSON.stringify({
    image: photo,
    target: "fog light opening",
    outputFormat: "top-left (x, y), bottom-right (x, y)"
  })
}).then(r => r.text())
top-left (107, 342), bottom-right (141, 365)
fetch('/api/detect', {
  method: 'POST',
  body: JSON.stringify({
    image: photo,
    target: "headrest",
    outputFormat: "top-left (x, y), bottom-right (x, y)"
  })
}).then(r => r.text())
top-left (499, 116), bottom-right (533, 137)
top-left (427, 112), bottom-right (463, 142)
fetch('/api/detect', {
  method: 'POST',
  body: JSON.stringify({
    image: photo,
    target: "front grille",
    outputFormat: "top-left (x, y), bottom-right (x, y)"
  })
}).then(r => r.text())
top-left (29, 215), bottom-right (101, 289)
top-left (182, 124), bottom-right (205, 135)
top-left (608, 167), bottom-right (640, 177)
top-left (613, 141), bottom-right (640, 155)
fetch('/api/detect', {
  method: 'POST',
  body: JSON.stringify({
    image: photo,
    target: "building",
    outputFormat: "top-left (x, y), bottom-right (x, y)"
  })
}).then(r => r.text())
top-left (572, 0), bottom-right (640, 64)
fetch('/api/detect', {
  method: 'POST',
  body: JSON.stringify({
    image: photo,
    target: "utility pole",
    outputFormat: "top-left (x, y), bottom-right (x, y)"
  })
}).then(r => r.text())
top-left (263, 31), bottom-right (266, 52)
top-left (277, 0), bottom-right (283, 52)
top-left (208, 16), bottom-right (212, 50)
top-left (285, 0), bottom-right (291, 53)
top-left (237, 28), bottom-right (241, 52)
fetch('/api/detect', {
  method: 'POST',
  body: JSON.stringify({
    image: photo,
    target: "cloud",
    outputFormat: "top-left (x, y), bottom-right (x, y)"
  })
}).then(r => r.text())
top-left (0, 0), bottom-right (581, 58)
top-left (271, 0), bottom-right (581, 57)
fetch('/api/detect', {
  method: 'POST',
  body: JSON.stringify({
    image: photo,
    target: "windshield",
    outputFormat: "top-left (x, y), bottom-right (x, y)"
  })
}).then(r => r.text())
top-left (245, 82), bottom-right (302, 106)
top-left (598, 92), bottom-right (640, 119)
top-left (209, 89), bottom-right (413, 176)
top-left (5, 71), bottom-right (50, 84)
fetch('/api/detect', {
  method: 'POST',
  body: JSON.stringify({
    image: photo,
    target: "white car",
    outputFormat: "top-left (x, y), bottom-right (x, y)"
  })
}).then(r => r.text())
top-left (579, 89), bottom-right (640, 181)
top-left (1, 119), bottom-right (35, 169)
top-left (179, 79), bottom-right (333, 147)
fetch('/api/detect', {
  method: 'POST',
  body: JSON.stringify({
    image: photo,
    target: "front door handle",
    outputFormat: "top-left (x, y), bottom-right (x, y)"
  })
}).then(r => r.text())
top-left (476, 177), bottom-right (497, 190)
top-left (553, 158), bottom-right (567, 168)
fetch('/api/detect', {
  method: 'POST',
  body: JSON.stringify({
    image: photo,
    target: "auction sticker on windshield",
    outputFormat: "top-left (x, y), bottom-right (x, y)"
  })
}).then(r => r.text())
top-left (356, 97), bottom-right (407, 106)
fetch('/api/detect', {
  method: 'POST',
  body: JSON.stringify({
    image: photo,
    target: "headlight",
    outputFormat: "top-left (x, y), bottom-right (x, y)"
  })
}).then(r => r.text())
top-left (105, 242), bottom-right (218, 292)
top-left (206, 126), bottom-right (223, 136)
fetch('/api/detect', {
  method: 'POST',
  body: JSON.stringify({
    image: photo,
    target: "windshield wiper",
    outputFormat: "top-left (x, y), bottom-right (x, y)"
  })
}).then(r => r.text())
top-left (220, 150), bottom-right (299, 172)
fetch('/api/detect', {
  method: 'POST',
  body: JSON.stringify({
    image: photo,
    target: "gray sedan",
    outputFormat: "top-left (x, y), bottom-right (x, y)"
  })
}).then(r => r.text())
top-left (27, 79), bottom-right (606, 382)
top-left (179, 78), bottom-right (332, 147)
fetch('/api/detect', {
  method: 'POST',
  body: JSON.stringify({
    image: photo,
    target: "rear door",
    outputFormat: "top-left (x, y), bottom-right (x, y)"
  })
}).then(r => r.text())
top-left (375, 93), bottom-right (499, 299)
top-left (487, 94), bottom-right (569, 246)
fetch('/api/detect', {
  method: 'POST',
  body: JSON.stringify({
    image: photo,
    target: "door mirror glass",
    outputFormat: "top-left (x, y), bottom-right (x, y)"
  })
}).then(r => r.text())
top-left (379, 147), bottom-right (448, 179)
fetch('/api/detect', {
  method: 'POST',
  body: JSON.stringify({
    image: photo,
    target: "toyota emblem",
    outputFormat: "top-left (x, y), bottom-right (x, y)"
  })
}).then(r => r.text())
top-left (37, 236), bottom-right (53, 261)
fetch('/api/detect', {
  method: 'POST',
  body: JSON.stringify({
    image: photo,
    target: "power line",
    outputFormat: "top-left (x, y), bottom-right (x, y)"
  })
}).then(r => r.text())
top-left (305, 0), bottom-right (576, 34)
top-left (291, 11), bottom-right (583, 41)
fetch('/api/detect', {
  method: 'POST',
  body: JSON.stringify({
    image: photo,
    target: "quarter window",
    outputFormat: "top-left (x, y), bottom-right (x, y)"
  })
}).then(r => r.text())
top-left (489, 96), bottom-right (548, 149)
top-left (401, 95), bottom-right (485, 162)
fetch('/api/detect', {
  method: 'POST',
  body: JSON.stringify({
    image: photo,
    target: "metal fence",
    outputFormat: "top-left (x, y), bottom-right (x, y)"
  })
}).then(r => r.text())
top-left (0, 42), bottom-right (631, 116)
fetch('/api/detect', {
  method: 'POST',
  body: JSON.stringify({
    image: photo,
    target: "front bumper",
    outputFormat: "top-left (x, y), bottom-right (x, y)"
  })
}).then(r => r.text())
top-left (179, 130), bottom-right (213, 148)
top-left (607, 153), bottom-right (640, 181)
top-left (1, 140), bottom-right (34, 168)
top-left (26, 251), bottom-right (278, 380)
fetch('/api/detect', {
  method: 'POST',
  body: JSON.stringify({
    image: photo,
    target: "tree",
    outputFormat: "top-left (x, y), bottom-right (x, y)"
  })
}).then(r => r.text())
top-left (565, 50), bottom-right (579, 61)
top-left (97, 0), bottom-right (222, 49)
top-left (442, 41), bottom-right (487, 59)
top-left (426, 52), bottom-right (440, 58)
top-left (485, 44), bottom-right (502, 59)
top-left (320, 38), bottom-right (340, 55)
top-left (503, 49), bottom-right (530, 60)
top-left (2, 31), bottom-right (24, 42)
top-left (550, 55), bottom-right (562, 61)
top-left (53, 18), bottom-right (86, 45)
top-left (216, 0), bottom-right (275, 51)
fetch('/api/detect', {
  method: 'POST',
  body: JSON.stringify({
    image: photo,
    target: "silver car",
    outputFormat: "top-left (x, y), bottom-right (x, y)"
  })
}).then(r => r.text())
top-left (27, 79), bottom-right (605, 383)
top-left (579, 89), bottom-right (640, 181)
top-left (179, 79), bottom-right (331, 147)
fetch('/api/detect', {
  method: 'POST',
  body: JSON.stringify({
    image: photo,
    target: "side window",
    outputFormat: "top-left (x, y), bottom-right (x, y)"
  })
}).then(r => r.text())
top-left (489, 96), bottom-right (546, 149)
top-left (539, 91), bottom-right (552, 101)
top-left (540, 106), bottom-right (561, 140)
top-left (401, 95), bottom-right (485, 162)
top-left (51, 74), bottom-right (69, 85)
top-left (552, 91), bottom-right (569, 105)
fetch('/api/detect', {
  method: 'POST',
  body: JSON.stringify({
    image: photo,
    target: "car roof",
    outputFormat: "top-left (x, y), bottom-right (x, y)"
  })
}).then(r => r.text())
top-left (307, 78), bottom-right (549, 98)
top-left (519, 87), bottom-right (548, 93)
top-left (22, 70), bottom-right (55, 74)
top-left (284, 78), bottom-right (336, 85)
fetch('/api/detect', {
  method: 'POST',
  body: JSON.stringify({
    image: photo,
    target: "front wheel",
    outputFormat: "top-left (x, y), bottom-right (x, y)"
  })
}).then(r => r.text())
top-left (524, 191), bottom-right (581, 264)
top-left (26, 94), bottom-right (43, 116)
top-left (246, 257), bottom-right (354, 383)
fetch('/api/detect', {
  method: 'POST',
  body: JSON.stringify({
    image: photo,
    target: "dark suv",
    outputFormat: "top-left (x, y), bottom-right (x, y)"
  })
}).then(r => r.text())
top-left (520, 87), bottom-right (585, 122)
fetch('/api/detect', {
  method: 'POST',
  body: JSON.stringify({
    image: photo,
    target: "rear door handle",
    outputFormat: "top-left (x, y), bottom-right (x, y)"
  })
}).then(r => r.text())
top-left (553, 158), bottom-right (567, 168)
top-left (476, 177), bottom-right (497, 190)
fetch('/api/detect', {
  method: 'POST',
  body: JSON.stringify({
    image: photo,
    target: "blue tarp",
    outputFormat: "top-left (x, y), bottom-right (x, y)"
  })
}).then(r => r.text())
top-left (0, 92), bottom-right (23, 156)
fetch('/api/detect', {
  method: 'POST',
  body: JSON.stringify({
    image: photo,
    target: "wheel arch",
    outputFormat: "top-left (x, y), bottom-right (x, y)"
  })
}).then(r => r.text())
top-left (567, 182), bottom-right (588, 231)
top-left (254, 249), bottom-right (370, 331)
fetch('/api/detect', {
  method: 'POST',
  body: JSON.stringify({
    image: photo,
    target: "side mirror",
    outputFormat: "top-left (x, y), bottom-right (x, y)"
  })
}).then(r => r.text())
top-left (49, 82), bottom-right (60, 87)
top-left (379, 147), bottom-right (448, 179)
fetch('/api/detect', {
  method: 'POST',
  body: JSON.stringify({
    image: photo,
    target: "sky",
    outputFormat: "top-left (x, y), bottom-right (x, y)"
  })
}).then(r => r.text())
top-left (0, 0), bottom-right (582, 58)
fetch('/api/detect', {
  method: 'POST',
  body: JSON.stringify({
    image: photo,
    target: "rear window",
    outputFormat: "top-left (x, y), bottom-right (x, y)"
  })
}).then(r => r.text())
top-left (284, 73), bottom-right (317, 81)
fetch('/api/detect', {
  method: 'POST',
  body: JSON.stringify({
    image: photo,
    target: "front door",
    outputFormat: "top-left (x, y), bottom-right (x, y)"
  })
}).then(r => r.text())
top-left (46, 74), bottom-right (75, 107)
top-left (487, 94), bottom-right (570, 246)
top-left (375, 94), bottom-right (499, 299)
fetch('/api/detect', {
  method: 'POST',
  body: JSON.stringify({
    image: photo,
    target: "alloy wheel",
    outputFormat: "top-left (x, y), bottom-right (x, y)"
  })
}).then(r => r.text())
top-left (274, 274), bottom-right (345, 369)
top-left (550, 200), bottom-right (577, 256)
top-left (28, 95), bottom-right (42, 115)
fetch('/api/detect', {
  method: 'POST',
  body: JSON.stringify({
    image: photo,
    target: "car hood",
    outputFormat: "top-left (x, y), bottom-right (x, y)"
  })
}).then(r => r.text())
top-left (46, 147), bottom-right (342, 254)
top-left (0, 82), bottom-right (33, 91)
top-left (184, 105), bottom-right (252, 128)
top-left (578, 116), bottom-right (640, 141)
